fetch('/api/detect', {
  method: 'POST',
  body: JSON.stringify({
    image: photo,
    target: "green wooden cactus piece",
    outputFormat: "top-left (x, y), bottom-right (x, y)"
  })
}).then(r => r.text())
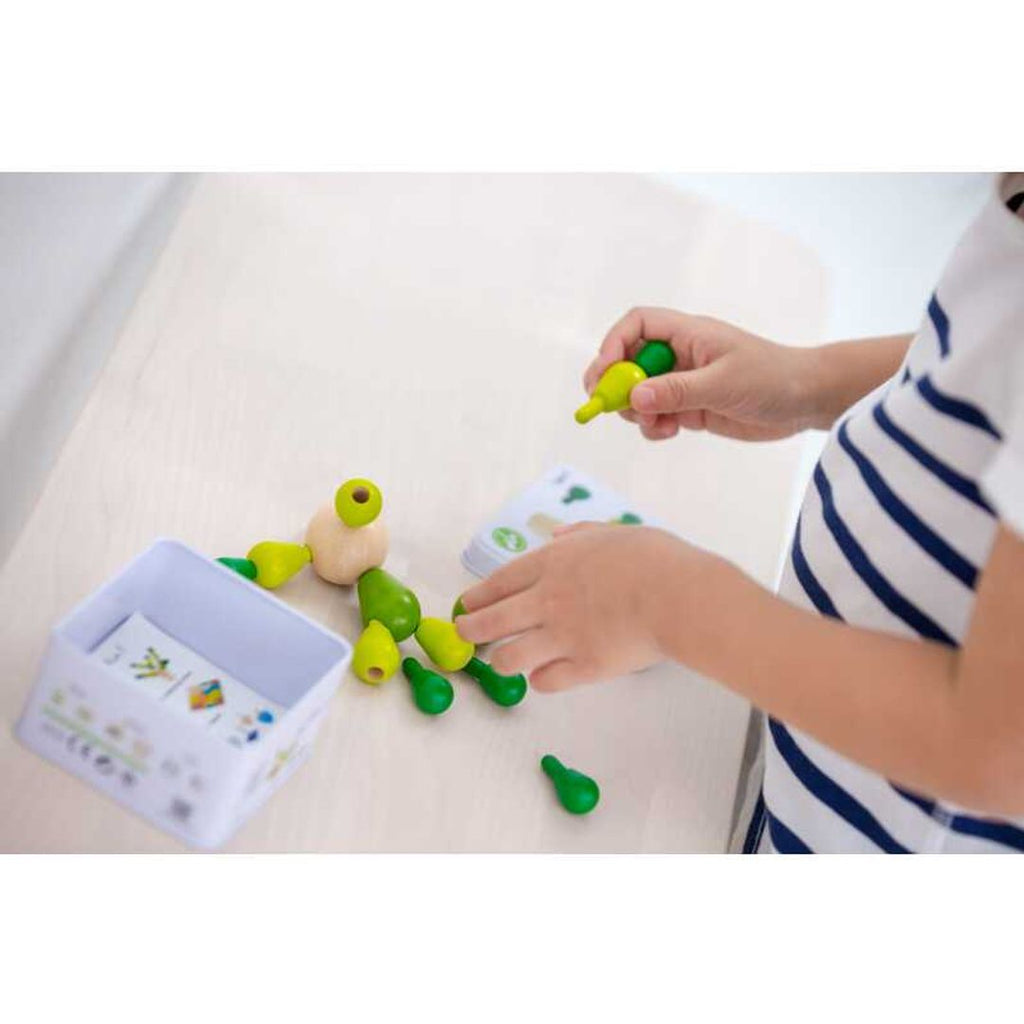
top-left (632, 339), bottom-right (676, 377)
top-left (217, 557), bottom-right (258, 580)
top-left (357, 568), bottom-right (421, 642)
top-left (401, 657), bottom-right (455, 716)
top-left (463, 656), bottom-right (527, 707)
top-left (541, 755), bottom-right (600, 815)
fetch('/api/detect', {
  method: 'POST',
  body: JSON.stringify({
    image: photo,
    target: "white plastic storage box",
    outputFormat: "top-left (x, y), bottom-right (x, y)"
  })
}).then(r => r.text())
top-left (16, 538), bottom-right (351, 848)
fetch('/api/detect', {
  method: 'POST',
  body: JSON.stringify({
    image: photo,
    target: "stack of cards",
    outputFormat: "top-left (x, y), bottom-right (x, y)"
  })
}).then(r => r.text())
top-left (91, 612), bottom-right (283, 748)
top-left (461, 465), bottom-right (662, 578)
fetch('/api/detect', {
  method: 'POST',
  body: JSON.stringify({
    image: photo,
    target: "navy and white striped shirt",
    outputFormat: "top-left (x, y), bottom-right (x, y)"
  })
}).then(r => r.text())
top-left (753, 173), bottom-right (1024, 853)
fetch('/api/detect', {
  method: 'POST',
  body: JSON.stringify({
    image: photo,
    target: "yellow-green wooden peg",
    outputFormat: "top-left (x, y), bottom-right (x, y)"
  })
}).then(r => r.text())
top-left (574, 361), bottom-right (647, 424)
top-left (335, 478), bottom-right (383, 528)
top-left (352, 620), bottom-right (401, 684)
top-left (574, 339), bottom-right (676, 425)
top-left (415, 617), bottom-right (475, 672)
top-left (245, 541), bottom-right (312, 589)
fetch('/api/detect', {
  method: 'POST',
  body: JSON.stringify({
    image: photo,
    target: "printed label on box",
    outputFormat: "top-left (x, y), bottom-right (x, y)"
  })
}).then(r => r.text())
top-left (92, 613), bottom-right (283, 747)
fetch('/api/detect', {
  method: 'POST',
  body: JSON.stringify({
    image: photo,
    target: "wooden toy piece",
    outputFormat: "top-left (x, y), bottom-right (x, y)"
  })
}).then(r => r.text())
top-left (463, 656), bottom-right (528, 707)
top-left (632, 339), bottom-right (675, 377)
top-left (415, 617), bottom-right (475, 672)
top-left (357, 568), bottom-right (421, 641)
top-left (401, 657), bottom-right (455, 716)
top-left (540, 754), bottom-right (600, 815)
top-left (305, 505), bottom-right (388, 585)
top-left (611, 512), bottom-right (642, 525)
top-left (574, 339), bottom-right (677, 425)
top-left (217, 556), bottom-right (257, 580)
top-left (352, 620), bottom-right (401, 684)
top-left (451, 595), bottom-right (467, 619)
top-left (245, 541), bottom-right (312, 589)
top-left (335, 478), bottom-right (383, 528)
top-left (574, 361), bottom-right (646, 424)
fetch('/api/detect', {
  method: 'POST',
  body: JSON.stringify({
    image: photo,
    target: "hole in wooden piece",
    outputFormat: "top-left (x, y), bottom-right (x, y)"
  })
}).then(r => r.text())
top-left (352, 487), bottom-right (370, 503)
top-left (368, 666), bottom-right (383, 681)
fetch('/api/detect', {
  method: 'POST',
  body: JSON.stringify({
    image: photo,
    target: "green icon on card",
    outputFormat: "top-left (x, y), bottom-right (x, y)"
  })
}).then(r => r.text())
top-left (491, 527), bottom-right (527, 553)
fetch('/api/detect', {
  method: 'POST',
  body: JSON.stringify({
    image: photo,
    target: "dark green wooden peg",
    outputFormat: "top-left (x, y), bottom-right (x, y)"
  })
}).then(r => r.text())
top-left (632, 339), bottom-right (676, 377)
top-left (402, 657), bottom-right (454, 716)
top-left (217, 556), bottom-right (258, 580)
top-left (463, 656), bottom-right (527, 707)
top-left (541, 755), bottom-right (600, 815)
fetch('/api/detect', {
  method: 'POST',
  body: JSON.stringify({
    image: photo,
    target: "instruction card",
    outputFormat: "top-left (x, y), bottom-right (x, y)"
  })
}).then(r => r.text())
top-left (91, 612), bottom-right (284, 748)
top-left (461, 464), bottom-right (664, 577)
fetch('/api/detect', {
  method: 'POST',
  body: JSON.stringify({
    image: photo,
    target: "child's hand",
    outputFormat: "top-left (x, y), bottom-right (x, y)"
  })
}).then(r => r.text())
top-left (585, 307), bottom-right (819, 442)
top-left (456, 523), bottom-right (711, 691)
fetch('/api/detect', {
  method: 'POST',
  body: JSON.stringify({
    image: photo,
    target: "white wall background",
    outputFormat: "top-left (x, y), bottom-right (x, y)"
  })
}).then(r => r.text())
top-left (657, 173), bottom-right (990, 340)
top-left (0, 174), bottom-right (194, 564)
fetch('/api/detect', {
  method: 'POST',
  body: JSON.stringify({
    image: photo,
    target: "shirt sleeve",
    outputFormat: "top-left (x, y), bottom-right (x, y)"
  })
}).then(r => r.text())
top-left (982, 401), bottom-right (1024, 538)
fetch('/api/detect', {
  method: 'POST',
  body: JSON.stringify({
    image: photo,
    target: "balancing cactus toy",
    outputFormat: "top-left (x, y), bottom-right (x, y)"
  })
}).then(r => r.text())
top-left (574, 339), bottom-right (676, 425)
top-left (217, 477), bottom-right (526, 715)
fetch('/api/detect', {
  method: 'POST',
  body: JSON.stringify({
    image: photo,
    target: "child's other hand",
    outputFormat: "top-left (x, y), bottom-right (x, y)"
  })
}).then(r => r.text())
top-left (584, 307), bottom-right (818, 442)
top-left (456, 524), bottom-right (709, 692)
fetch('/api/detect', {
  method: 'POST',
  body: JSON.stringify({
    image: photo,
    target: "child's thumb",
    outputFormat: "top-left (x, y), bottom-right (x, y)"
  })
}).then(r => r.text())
top-left (631, 365), bottom-right (722, 415)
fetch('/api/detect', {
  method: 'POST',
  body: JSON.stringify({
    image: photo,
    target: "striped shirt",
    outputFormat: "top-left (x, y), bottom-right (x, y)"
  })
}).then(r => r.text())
top-left (752, 173), bottom-right (1024, 854)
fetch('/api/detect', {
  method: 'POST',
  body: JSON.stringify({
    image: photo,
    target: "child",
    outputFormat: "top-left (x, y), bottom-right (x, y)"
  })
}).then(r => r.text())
top-left (457, 173), bottom-right (1024, 853)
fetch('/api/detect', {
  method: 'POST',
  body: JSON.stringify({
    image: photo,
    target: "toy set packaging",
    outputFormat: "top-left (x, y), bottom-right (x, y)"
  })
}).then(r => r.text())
top-left (15, 539), bottom-right (351, 849)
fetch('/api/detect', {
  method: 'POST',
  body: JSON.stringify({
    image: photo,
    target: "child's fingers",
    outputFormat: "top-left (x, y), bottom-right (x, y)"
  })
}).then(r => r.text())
top-left (551, 521), bottom-right (600, 538)
top-left (631, 361), bottom-right (725, 415)
top-left (461, 555), bottom-right (542, 613)
top-left (528, 658), bottom-right (580, 693)
top-left (640, 416), bottom-right (680, 442)
top-left (457, 590), bottom-right (541, 644)
top-left (489, 628), bottom-right (562, 676)
top-left (585, 307), bottom-right (654, 392)
top-left (583, 335), bottom-right (626, 393)
top-left (586, 307), bottom-right (700, 393)
top-left (585, 311), bottom-right (642, 392)
top-left (675, 409), bottom-right (706, 432)
top-left (608, 307), bottom-right (701, 360)
top-left (602, 307), bottom-right (673, 357)
top-left (621, 407), bottom-right (682, 437)
top-left (632, 409), bottom-right (679, 439)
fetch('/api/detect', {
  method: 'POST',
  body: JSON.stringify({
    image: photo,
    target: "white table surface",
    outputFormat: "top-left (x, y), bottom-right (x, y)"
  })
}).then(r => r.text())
top-left (0, 174), bottom-right (827, 852)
